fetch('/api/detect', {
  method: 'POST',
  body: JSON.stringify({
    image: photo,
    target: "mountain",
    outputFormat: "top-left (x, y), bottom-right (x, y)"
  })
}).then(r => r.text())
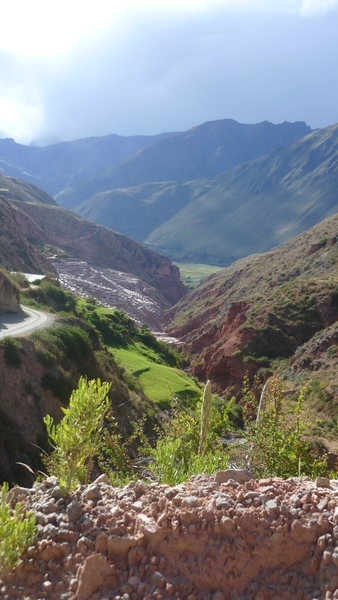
top-left (57, 119), bottom-right (312, 210)
top-left (0, 132), bottom-right (174, 196)
top-left (0, 174), bottom-right (56, 205)
top-left (57, 122), bottom-right (338, 266)
top-left (164, 210), bottom-right (338, 433)
top-left (146, 123), bottom-right (338, 263)
top-left (0, 178), bottom-right (186, 306)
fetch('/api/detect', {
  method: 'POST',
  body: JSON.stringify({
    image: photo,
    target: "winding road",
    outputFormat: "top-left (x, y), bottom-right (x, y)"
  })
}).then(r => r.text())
top-left (0, 306), bottom-right (55, 339)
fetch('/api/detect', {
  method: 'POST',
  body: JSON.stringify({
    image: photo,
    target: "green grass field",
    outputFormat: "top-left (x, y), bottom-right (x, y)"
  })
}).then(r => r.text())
top-left (174, 262), bottom-right (222, 288)
top-left (111, 341), bottom-right (201, 407)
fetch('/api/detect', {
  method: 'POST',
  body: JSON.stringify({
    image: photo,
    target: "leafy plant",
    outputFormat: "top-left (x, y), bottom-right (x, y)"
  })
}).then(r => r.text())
top-left (242, 376), bottom-right (328, 478)
top-left (43, 377), bottom-right (111, 491)
top-left (148, 385), bottom-right (233, 485)
top-left (0, 483), bottom-right (36, 572)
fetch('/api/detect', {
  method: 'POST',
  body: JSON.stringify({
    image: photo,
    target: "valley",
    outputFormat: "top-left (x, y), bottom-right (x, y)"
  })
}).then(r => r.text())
top-left (1, 117), bottom-right (338, 599)
top-left (2, 118), bottom-right (338, 452)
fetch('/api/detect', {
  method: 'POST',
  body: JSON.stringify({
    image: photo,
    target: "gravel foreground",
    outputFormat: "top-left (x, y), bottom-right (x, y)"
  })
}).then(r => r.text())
top-left (1, 471), bottom-right (338, 600)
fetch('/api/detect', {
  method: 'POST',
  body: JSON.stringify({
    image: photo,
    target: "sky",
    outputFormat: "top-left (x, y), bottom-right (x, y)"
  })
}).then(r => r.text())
top-left (0, 0), bottom-right (338, 145)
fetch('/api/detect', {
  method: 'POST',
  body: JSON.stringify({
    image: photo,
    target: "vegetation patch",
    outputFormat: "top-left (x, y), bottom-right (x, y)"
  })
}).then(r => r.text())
top-left (0, 483), bottom-right (37, 572)
top-left (0, 337), bottom-right (24, 368)
top-left (113, 342), bottom-right (200, 408)
top-left (173, 261), bottom-right (222, 289)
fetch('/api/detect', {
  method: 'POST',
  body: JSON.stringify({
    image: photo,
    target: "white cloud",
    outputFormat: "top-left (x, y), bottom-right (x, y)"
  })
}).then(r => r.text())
top-left (0, 79), bottom-right (44, 143)
top-left (299, 0), bottom-right (338, 16)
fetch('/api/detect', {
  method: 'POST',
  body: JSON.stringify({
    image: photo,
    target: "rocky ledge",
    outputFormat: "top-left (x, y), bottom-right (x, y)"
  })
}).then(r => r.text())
top-left (1, 472), bottom-right (338, 600)
top-left (0, 270), bottom-right (20, 314)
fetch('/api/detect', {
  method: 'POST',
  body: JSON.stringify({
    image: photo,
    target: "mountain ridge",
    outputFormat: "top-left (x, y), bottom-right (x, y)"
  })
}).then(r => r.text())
top-left (0, 131), bottom-right (175, 196)
top-left (57, 119), bottom-right (312, 208)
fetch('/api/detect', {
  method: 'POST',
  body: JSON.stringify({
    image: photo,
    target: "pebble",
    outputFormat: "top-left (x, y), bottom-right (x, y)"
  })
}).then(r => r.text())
top-left (67, 500), bottom-right (83, 521)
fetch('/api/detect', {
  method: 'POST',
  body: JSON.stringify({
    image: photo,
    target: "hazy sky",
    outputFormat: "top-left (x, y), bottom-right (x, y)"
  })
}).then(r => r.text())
top-left (0, 0), bottom-right (337, 144)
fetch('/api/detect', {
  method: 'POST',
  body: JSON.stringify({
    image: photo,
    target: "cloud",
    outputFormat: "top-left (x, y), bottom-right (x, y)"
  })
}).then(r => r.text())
top-left (0, 54), bottom-right (45, 142)
top-left (299, 0), bottom-right (338, 16)
top-left (0, 0), bottom-right (338, 144)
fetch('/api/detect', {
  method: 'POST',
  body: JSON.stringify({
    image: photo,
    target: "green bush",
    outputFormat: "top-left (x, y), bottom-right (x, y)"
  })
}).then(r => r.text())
top-left (0, 483), bottom-right (37, 572)
top-left (25, 281), bottom-right (76, 313)
top-left (34, 325), bottom-right (93, 370)
top-left (242, 376), bottom-right (328, 478)
top-left (43, 377), bottom-right (111, 491)
top-left (41, 372), bottom-right (75, 403)
top-left (8, 272), bottom-right (28, 290)
top-left (0, 337), bottom-right (24, 368)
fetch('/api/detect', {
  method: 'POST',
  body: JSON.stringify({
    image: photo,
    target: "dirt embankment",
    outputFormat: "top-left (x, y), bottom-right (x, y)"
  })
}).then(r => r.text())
top-left (1, 472), bottom-right (338, 600)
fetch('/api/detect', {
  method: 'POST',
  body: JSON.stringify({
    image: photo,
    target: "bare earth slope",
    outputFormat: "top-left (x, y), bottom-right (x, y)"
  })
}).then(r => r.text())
top-left (10, 200), bottom-right (186, 306)
top-left (0, 174), bottom-right (186, 308)
top-left (0, 269), bottom-right (20, 313)
top-left (1, 473), bottom-right (338, 599)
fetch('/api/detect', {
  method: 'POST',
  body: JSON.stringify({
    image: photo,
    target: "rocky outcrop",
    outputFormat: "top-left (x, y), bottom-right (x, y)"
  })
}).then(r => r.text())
top-left (0, 270), bottom-right (20, 313)
top-left (1, 474), bottom-right (338, 599)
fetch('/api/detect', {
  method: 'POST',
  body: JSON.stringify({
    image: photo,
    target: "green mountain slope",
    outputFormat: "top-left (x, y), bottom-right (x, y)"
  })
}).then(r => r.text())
top-left (0, 174), bottom-right (56, 205)
top-left (56, 119), bottom-right (311, 209)
top-left (146, 123), bottom-right (338, 263)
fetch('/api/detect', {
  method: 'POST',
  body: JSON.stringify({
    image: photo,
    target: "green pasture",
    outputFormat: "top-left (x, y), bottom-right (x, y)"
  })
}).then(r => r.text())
top-left (174, 262), bottom-right (222, 288)
top-left (111, 341), bottom-right (201, 407)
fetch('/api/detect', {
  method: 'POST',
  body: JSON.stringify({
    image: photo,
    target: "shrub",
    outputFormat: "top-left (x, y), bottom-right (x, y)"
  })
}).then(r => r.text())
top-left (0, 337), bottom-right (23, 368)
top-left (8, 272), bottom-right (28, 290)
top-left (147, 384), bottom-right (233, 485)
top-left (0, 483), bottom-right (36, 572)
top-left (43, 377), bottom-right (111, 491)
top-left (242, 376), bottom-right (328, 478)
top-left (25, 281), bottom-right (76, 313)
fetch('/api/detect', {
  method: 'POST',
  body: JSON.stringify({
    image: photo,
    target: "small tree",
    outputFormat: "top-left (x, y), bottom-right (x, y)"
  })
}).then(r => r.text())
top-left (43, 377), bottom-right (111, 491)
